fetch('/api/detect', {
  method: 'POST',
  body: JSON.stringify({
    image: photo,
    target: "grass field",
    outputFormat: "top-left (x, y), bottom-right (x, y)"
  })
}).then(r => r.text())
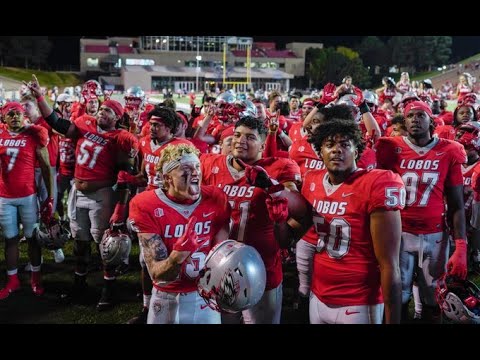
top-left (0, 67), bottom-right (81, 89)
top-left (0, 238), bottom-right (306, 324)
top-left (1, 235), bottom-right (479, 324)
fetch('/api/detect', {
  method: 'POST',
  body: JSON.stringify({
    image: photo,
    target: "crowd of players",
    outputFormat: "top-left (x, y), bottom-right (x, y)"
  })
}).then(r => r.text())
top-left (1, 71), bottom-right (480, 324)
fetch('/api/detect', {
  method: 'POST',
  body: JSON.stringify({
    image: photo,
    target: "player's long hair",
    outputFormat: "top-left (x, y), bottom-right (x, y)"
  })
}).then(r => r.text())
top-left (309, 119), bottom-right (365, 160)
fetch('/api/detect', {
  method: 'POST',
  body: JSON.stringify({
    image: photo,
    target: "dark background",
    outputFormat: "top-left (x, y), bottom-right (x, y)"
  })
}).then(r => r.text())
top-left (47, 36), bottom-right (480, 69)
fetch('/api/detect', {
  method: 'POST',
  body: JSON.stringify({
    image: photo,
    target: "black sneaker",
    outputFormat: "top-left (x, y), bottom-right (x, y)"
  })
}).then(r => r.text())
top-left (96, 283), bottom-right (115, 311)
top-left (126, 307), bottom-right (149, 324)
top-left (59, 279), bottom-right (88, 303)
top-left (115, 262), bottom-right (130, 276)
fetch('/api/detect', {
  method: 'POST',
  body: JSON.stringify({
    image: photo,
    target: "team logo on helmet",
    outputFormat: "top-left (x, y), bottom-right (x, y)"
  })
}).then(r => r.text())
top-left (219, 270), bottom-right (240, 306)
top-left (99, 229), bottom-right (132, 265)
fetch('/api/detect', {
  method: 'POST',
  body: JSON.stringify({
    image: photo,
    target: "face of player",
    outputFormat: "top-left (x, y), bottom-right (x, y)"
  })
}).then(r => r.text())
top-left (150, 117), bottom-right (172, 142)
top-left (390, 123), bottom-right (408, 137)
top-left (231, 125), bottom-right (265, 163)
top-left (220, 135), bottom-right (233, 155)
top-left (4, 110), bottom-right (24, 132)
top-left (96, 105), bottom-right (118, 131)
top-left (21, 100), bottom-right (39, 121)
top-left (164, 160), bottom-right (201, 201)
top-left (269, 96), bottom-right (282, 112)
top-left (456, 106), bottom-right (475, 125)
top-left (289, 98), bottom-right (299, 111)
top-left (320, 134), bottom-right (358, 182)
top-left (404, 109), bottom-right (431, 139)
top-left (175, 122), bottom-right (187, 138)
top-left (254, 103), bottom-right (266, 120)
top-left (304, 112), bottom-right (325, 136)
top-left (301, 104), bottom-right (314, 120)
top-left (86, 98), bottom-right (100, 115)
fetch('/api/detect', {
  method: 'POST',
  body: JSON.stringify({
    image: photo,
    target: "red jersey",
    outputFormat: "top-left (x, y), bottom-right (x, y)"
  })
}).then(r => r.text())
top-left (35, 117), bottom-right (59, 167)
top-left (201, 155), bottom-right (301, 290)
top-left (462, 161), bottom-right (480, 220)
top-left (139, 136), bottom-right (193, 190)
top-left (302, 168), bottom-right (405, 306)
top-left (128, 186), bottom-right (231, 293)
top-left (0, 125), bottom-right (48, 198)
top-left (376, 136), bottom-right (466, 233)
top-left (289, 138), bottom-right (324, 180)
top-left (434, 124), bottom-right (456, 140)
top-left (73, 115), bottom-right (139, 182)
top-left (58, 137), bottom-right (76, 177)
top-left (288, 122), bottom-right (307, 143)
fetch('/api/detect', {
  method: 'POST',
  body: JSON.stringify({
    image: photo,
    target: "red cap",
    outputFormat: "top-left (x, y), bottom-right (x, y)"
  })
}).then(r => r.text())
top-left (176, 111), bottom-right (188, 126)
top-left (2, 102), bottom-right (25, 116)
top-left (220, 125), bottom-right (235, 142)
top-left (403, 101), bottom-right (433, 118)
top-left (302, 98), bottom-right (315, 107)
top-left (102, 99), bottom-right (124, 118)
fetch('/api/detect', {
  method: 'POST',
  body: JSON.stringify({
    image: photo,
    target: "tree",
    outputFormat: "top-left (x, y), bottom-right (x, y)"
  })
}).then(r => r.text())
top-left (336, 46), bottom-right (359, 60)
top-left (389, 36), bottom-right (452, 73)
top-left (306, 46), bottom-right (371, 88)
top-left (356, 36), bottom-right (390, 67)
top-left (0, 36), bottom-right (51, 69)
top-left (433, 36), bottom-right (452, 66)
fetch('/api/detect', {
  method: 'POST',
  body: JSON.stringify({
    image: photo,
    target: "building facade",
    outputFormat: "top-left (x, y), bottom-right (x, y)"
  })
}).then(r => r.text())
top-left (79, 36), bottom-right (323, 93)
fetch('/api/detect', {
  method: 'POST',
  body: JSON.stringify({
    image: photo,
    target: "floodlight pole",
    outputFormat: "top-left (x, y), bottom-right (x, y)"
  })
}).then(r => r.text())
top-left (195, 37), bottom-right (201, 93)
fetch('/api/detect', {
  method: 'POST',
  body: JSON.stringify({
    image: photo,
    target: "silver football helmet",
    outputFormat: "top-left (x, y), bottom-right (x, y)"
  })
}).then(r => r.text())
top-left (362, 90), bottom-right (378, 106)
top-left (99, 229), bottom-right (132, 266)
top-left (235, 99), bottom-right (258, 119)
top-left (435, 274), bottom-right (480, 324)
top-left (197, 240), bottom-right (266, 313)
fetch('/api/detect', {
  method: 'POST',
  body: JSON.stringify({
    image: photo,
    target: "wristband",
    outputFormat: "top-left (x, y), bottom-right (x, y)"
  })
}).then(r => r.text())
top-left (36, 95), bottom-right (44, 102)
top-left (359, 101), bottom-right (370, 115)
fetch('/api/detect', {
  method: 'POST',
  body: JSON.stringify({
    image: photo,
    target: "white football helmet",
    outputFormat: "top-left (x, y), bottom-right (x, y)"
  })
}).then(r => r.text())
top-left (99, 229), bottom-right (132, 265)
top-left (197, 240), bottom-right (266, 313)
top-left (435, 273), bottom-right (480, 324)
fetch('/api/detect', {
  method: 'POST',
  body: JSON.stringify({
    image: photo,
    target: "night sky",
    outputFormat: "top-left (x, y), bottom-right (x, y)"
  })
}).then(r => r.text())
top-left (47, 36), bottom-right (480, 68)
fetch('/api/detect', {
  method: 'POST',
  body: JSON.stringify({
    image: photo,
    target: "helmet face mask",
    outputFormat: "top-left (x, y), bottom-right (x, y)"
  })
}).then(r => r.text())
top-left (197, 240), bottom-right (266, 313)
top-left (82, 80), bottom-right (103, 98)
top-left (34, 220), bottom-right (70, 250)
top-left (435, 274), bottom-right (480, 323)
top-left (124, 86), bottom-right (146, 112)
top-left (455, 122), bottom-right (480, 152)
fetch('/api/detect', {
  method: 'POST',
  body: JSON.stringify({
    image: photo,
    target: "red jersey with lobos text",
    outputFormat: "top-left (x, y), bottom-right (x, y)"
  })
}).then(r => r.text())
top-left (128, 186), bottom-right (230, 293)
top-left (376, 136), bottom-right (466, 233)
top-left (0, 125), bottom-right (48, 198)
top-left (302, 168), bottom-right (405, 305)
top-left (201, 155), bottom-right (301, 290)
top-left (73, 115), bottom-right (139, 182)
top-left (139, 136), bottom-right (192, 190)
